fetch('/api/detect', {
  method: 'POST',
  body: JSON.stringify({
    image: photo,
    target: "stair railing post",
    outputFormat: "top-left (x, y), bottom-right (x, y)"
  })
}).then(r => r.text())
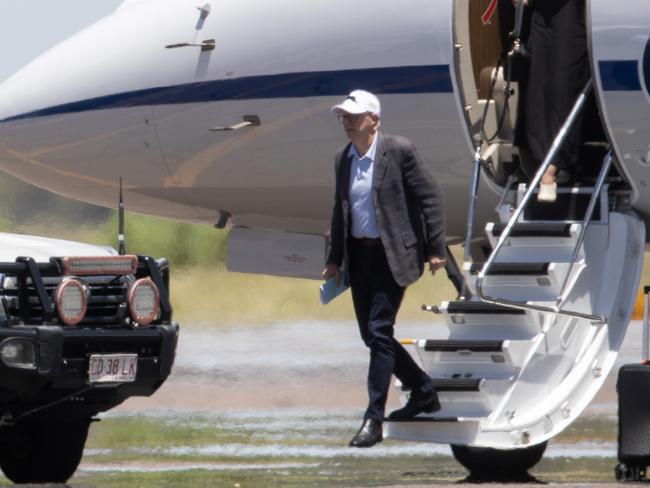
top-left (463, 144), bottom-right (483, 262)
top-left (460, 144), bottom-right (485, 299)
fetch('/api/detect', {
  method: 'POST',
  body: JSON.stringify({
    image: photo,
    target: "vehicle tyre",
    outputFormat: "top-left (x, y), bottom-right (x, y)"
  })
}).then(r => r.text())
top-left (450, 441), bottom-right (547, 481)
top-left (0, 419), bottom-right (90, 484)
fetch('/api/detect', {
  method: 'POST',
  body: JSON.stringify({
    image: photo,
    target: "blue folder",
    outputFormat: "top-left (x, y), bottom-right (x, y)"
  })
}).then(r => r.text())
top-left (320, 276), bottom-right (349, 305)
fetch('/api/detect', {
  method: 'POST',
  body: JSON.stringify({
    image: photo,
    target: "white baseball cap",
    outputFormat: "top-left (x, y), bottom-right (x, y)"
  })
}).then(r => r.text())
top-left (331, 90), bottom-right (381, 117)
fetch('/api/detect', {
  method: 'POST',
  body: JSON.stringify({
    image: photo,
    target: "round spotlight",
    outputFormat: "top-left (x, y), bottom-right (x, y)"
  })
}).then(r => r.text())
top-left (128, 278), bottom-right (159, 326)
top-left (54, 278), bottom-right (88, 326)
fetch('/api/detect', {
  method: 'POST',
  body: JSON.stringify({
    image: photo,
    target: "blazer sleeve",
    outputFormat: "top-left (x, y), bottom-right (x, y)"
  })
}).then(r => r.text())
top-left (326, 153), bottom-right (344, 266)
top-left (401, 142), bottom-right (447, 259)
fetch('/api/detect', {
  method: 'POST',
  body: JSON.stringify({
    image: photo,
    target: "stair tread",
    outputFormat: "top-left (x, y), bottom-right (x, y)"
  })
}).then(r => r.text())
top-left (423, 340), bottom-right (503, 352)
top-left (469, 262), bottom-right (550, 275)
top-left (490, 223), bottom-right (573, 238)
top-left (433, 378), bottom-right (482, 391)
top-left (524, 190), bottom-right (600, 222)
top-left (402, 378), bottom-right (482, 392)
top-left (445, 301), bottom-right (526, 315)
top-left (385, 416), bottom-right (460, 423)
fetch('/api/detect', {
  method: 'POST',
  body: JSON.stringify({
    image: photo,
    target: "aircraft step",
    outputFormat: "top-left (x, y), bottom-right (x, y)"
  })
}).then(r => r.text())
top-left (515, 184), bottom-right (606, 224)
top-left (422, 340), bottom-right (503, 352)
top-left (444, 300), bottom-right (526, 315)
top-left (486, 222), bottom-right (583, 263)
top-left (463, 261), bottom-right (585, 302)
top-left (386, 416), bottom-right (459, 423)
top-left (401, 378), bottom-right (481, 393)
top-left (412, 338), bottom-right (538, 380)
top-left (468, 262), bottom-right (550, 275)
top-left (490, 223), bottom-right (574, 238)
top-left (432, 378), bottom-right (481, 391)
top-left (385, 417), bottom-right (480, 445)
top-left (439, 300), bottom-right (540, 340)
top-left (399, 377), bottom-right (511, 418)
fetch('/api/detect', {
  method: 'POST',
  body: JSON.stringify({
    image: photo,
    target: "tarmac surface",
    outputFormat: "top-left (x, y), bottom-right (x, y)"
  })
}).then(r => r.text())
top-left (118, 320), bottom-right (639, 414)
top-left (7, 320), bottom-right (645, 487)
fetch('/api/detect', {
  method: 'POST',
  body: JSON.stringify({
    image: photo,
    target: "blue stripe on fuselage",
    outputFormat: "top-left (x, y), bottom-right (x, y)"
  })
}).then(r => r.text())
top-left (0, 65), bottom-right (453, 123)
top-left (599, 60), bottom-right (642, 91)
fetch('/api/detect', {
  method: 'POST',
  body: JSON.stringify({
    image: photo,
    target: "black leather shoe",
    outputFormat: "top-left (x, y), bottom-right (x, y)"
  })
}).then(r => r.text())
top-left (349, 419), bottom-right (383, 448)
top-left (388, 388), bottom-right (441, 420)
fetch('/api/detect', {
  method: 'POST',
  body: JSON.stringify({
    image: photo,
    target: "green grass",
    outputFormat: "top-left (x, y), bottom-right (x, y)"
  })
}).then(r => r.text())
top-left (555, 416), bottom-right (617, 444)
top-left (87, 417), bottom-right (239, 451)
top-left (533, 456), bottom-right (616, 483)
top-left (87, 414), bottom-right (354, 454)
top-left (75, 413), bottom-right (620, 483)
top-left (69, 458), bottom-right (467, 488)
top-left (86, 414), bottom-right (619, 451)
top-left (168, 265), bottom-right (457, 325)
top-left (60, 455), bottom-right (616, 487)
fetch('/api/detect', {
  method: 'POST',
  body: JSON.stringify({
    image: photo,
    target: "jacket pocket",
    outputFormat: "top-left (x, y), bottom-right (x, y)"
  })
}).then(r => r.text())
top-left (402, 232), bottom-right (418, 248)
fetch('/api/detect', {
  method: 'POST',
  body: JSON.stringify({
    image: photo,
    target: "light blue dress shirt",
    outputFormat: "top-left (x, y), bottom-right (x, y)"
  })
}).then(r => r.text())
top-left (348, 134), bottom-right (380, 239)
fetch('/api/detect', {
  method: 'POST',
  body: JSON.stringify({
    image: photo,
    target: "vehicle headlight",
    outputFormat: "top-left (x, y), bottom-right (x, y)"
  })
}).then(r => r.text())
top-left (54, 278), bottom-right (88, 326)
top-left (0, 338), bottom-right (36, 369)
top-left (127, 278), bottom-right (159, 326)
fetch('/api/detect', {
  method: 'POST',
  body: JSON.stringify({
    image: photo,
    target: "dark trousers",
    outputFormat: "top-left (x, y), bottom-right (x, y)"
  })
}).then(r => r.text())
top-left (522, 0), bottom-right (589, 178)
top-left (348, 239), bottom-right (431, 422)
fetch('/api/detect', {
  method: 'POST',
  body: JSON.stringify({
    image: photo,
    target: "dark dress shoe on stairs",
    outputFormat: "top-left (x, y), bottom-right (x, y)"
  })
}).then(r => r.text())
top-left (388, 388), bottom-right (441, 420)
top-left (349, 419), bottom-right (383, 448)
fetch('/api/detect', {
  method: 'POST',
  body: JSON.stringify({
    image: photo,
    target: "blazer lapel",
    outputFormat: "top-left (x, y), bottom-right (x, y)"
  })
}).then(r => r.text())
top-left (339, 144), bottom-right (353, 203)
top-left (372, 133), bottom-right (387, 203)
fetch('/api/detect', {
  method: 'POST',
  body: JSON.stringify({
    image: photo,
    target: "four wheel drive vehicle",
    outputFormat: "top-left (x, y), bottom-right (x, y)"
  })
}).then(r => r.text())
top-left (0, 233), bottom-right (179, 484)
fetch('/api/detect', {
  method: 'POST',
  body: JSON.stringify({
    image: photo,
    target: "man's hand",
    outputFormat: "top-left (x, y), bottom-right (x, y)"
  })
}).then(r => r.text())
top-left (322, 263), bottom-right (341, 285)
top-left (428, 256), bottom-right (447, 276)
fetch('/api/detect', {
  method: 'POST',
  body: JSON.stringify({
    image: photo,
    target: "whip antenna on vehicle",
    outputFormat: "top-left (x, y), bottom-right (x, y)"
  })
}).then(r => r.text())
top-left (118, 177), bottom-right (125, 255)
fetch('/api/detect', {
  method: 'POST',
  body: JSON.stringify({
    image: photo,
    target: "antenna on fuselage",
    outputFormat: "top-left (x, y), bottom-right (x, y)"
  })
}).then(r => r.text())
top-left (118, 177), bottom-right (125, 255)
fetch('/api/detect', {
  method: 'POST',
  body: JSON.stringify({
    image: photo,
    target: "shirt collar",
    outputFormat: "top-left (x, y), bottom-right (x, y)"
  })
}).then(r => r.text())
top-left (349, 132), bottom-right (379, 162)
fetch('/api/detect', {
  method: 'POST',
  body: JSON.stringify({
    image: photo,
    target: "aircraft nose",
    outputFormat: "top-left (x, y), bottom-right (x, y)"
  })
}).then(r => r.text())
top-left (0, 2), bottom-right (156, 123)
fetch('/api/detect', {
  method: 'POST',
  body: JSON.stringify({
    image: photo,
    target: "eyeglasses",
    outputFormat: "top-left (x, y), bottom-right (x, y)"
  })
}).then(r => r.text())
top-left (337, 113), bottom-right (368, 123)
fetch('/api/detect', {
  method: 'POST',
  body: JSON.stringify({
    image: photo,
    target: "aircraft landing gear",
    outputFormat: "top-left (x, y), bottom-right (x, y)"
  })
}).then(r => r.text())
top-left (451, 441), bottom-right (547, 481)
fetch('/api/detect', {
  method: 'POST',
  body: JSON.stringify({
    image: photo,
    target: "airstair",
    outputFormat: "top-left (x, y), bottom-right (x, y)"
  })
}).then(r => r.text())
top-left (385, 81), bottom-right (646, 454)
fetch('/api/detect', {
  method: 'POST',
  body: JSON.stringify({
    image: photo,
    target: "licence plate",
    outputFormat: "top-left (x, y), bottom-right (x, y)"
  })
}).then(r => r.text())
top-left (88, 354), bottom-right (138, 383)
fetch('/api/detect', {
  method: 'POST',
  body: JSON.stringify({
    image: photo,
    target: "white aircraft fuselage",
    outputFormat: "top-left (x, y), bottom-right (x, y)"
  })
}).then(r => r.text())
top-left (0, 0), bottom-right (648, 241)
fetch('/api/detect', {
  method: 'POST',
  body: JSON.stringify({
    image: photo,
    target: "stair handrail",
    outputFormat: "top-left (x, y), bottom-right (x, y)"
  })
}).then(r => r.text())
top-left (475, 78), bottom-right (607, 323)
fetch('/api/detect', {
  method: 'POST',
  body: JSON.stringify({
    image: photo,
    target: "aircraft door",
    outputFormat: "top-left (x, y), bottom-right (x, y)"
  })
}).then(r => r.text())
top-left (590, 0), bottom-right (650, 212)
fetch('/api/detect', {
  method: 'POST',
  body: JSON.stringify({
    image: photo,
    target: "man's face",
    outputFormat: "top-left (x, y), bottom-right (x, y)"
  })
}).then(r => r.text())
top-left (338, 112), bottom-right (378, 141)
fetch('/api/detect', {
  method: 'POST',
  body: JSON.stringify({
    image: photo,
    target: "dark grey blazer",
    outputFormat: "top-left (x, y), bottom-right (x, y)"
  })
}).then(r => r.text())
top-left (326, 132), bottom-right (446, 288)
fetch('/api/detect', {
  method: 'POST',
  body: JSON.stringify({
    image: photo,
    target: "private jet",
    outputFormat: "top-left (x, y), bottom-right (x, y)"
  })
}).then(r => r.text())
top-left (0, 0), bottom-right (649, 480)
